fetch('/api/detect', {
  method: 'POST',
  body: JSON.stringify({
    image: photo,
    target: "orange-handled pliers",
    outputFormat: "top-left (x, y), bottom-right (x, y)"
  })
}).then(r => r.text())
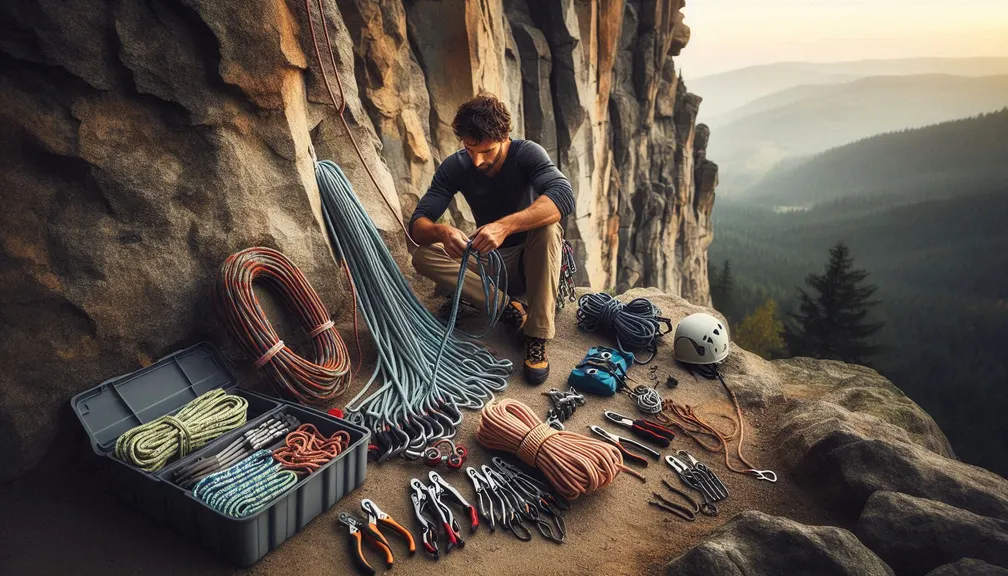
top-left (338, 512), bottom-right (393, 576)
top-left (361, 498), bottom-right (416, 556)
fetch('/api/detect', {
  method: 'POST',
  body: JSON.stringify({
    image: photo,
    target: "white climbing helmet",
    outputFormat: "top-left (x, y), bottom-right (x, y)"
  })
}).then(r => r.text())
top-left (673, 312), bottom-right (730, 365)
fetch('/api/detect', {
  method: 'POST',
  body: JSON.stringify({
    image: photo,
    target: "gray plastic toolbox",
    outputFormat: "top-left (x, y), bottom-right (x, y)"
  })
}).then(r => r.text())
top-left (70, 341), bottom-right (369, 566)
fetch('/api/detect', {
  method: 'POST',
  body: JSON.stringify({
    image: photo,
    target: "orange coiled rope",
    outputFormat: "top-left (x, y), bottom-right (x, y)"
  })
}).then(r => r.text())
top-left (476, 399), bottom-right (634, 501)
top-left (214, 247), bottom-right (352, 404)
top-left (272, 423), bottom-right (351, 475)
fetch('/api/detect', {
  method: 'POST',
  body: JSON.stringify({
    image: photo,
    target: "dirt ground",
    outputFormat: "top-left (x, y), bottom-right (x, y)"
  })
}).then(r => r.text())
top-left (0, 299), bottom-right (835, 576)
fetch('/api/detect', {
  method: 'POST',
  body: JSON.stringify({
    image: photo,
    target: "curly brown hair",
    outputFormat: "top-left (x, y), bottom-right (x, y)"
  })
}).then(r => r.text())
top-left (452, 91), bottom-right (512, 143)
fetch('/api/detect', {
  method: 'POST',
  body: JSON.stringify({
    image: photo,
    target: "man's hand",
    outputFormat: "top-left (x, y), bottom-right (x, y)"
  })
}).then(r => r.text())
top-left (470, 221), bottom-right (512, 253)
top-left (439, 224), bottom-right (470, 260)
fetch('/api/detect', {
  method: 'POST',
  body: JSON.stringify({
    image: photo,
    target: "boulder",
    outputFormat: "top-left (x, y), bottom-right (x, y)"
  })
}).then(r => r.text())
top-left (926, 559), bottom-right (1008, 576)
top-left (665, 511), bottom-right (894, 576)
top-left (856, 491), bottom-right (1008, 575)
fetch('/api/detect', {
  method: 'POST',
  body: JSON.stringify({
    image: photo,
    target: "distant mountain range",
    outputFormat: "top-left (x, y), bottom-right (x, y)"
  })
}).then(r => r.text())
top-left (741, 109), bottom-right (1008, 207)
top-left (690, 57), bottom-right (1008, 120)
top-left (709, 109), bottom-right (1008, 474)
top-left (705, 74), bottom-right (1008, 194)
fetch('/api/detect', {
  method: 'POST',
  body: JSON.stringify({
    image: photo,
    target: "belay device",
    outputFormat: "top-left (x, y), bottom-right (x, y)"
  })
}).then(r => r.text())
top-left (567, 346), bottom-right (634, 396)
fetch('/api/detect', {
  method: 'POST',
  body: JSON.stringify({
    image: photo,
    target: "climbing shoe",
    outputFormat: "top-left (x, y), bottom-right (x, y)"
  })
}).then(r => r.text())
top-left (499, 298), bottom-right (528, 336)
top-left (523, 336), bottom-right (550, 385)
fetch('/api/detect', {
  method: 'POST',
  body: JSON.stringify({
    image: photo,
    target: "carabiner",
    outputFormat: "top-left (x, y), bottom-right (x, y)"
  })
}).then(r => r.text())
top-left (750, 469), bottom-right (778, 483)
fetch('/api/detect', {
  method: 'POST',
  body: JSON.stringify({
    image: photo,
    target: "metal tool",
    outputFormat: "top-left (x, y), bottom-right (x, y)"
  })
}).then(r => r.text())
top-left (361, 499), bottom-right (416, 556)
top-left (677, 450), bottom-right (729, 499)
top-left (409, 478), bottom-right (444, 557)
top-left (465, 467), bottom-right (495, 531)
top-left (664, 456), bottom-right (719, 516)
top-left (648, 478), bottom-right (700, 521)
top-left (429, 471), bottom-right (479, 533)
top-left (482, 465), bottom-right (532, 541)
top-left (339, 512), bottom-right (394, 576)
top-left (588, 425), bottom-right (661, 466)
top-left (603, 410), bottom-right (676, 447)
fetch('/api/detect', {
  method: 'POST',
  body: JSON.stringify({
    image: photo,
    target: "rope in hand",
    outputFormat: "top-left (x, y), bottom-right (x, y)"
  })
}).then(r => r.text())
top-left (115, 389), bottom-right (248, 472)
top-left (576, 293), bottom-right (671, 364)
top-left (214, 247), bottom-right (354, 405)
top-left (476, 399), bottom-right (643, 501)
top-left (272, 423), bottom-right (351, 475)
top-left (655, 365), bottom-right (775, 480)
top-left (192, 449), bottom-right (298, 518)
top-left (316, 161), bottom-right (512, 460)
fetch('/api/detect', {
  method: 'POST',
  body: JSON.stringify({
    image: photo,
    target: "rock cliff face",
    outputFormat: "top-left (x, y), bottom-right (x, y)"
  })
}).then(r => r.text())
top-left (0, 0), bottom-right (715, 482)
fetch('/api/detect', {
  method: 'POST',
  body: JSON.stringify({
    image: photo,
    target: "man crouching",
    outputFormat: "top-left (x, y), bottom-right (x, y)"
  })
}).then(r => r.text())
top-left (409, 92), bottom-right (574, 385)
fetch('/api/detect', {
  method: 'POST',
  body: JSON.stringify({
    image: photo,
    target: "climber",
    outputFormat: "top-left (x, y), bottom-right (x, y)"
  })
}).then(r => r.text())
top-left (409, 91), bottom-right (575, 385)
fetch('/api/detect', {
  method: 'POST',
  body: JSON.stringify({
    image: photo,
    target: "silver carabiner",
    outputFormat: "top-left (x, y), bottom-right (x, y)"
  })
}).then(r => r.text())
top-left (750, 469), bottom-right (778, 483)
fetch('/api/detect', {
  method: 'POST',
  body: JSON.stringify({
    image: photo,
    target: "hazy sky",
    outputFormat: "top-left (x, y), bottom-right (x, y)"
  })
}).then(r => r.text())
top-left (676, 0), bottom-right (1008, 78)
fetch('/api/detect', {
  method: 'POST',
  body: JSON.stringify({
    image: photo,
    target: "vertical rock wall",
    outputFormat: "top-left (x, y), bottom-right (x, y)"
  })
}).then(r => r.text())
top-left (0, 0), bottom-right (716, 480)
top-left (344, 0), bottom-right (717, 296)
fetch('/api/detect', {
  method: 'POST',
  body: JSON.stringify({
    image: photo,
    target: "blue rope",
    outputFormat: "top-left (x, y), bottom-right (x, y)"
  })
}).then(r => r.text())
top-left (191, 450), bottom-right (297, 518)
top-left (314, 160), bottom-right (512, 460)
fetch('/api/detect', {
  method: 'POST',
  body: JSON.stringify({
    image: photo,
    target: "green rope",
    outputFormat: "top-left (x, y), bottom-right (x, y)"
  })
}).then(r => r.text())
top-left (191, 449), bottom-right (297, 518)
top-left (114, 388), bottom-right (248, 472)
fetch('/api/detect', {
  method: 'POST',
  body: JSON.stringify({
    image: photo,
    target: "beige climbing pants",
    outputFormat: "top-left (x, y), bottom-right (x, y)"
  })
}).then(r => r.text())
top-left (411, 222), bottom-right (562, 339)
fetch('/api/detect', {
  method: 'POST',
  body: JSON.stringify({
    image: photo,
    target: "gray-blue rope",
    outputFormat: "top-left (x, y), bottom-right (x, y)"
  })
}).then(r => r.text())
top-left (576, 293), bottom-right (672, 364)
top-left (314, 160), bottom-right (513, 460)
top-left (192, 450), bottom-right (297, 518)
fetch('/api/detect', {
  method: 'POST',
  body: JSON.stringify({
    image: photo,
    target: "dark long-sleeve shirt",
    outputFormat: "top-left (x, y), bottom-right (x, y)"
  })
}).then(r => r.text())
top-left (409, 139), bottom-right (576, 248)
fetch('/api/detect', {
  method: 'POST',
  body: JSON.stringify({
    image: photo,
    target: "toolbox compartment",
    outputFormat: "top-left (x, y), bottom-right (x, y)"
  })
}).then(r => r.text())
top-left (70, 341), bottom-right (369, 566)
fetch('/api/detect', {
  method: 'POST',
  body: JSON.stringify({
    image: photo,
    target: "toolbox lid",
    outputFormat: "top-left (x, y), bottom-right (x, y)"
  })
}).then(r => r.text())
top-left (70, 342), bottom-right (237, 455)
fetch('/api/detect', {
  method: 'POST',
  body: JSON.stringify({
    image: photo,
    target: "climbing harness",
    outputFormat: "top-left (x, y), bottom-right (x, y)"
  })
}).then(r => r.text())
top-left (115, 388), bottom-right (248, 472)
top-left (576, 293), bottom-right (673, 364)
top-left (214, 247), bottom-right (354, 404)
top-left (191, 449), bottom-right (298, 519)
top-left (172, 413), bottom-right (300, 489)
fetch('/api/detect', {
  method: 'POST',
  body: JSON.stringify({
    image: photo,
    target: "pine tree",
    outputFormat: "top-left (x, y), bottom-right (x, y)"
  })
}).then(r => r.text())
top-left (710, 259), bottom-right (734, 318)
top-left (784, 242), bottom-right (885, 363)
top-left (735, 299), bottom-right (785, 359)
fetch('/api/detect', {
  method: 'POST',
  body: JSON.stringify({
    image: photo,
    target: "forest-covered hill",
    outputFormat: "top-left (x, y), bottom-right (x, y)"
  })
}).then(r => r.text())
top-left (710, 111), bottom-right (1008, 474)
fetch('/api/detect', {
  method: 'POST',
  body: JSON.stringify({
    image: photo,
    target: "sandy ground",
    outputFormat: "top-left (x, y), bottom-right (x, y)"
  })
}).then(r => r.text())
top-left (0, 297), bottom-right (836, 576)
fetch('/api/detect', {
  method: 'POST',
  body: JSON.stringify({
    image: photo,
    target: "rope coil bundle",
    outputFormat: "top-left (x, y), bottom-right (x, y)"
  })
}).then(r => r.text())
top-left (576, 293), bottom-right (671, 364)
top-left (192, 449), bottom-right (298, 518)
top-left (115, 388), bottom-right (248, 472)
top-left (272, 423), bottom-right (351, 475)
top-left (214, 247), bottom-right (353, 404)
top-left (476, 399), bottom-right (627, 500)
top-left (315, 160), bottom-right (513, 460)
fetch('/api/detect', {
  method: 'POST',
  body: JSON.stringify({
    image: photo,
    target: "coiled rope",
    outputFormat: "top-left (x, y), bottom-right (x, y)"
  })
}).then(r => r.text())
top-left (316, 160), bottom-right (513, 460)
top-left (272, 423), bottom-right (351, 475)
top-left (192, 449), bottom-right (298, 518)
top-left (214, 247), bottom-right (354, 404)
top-left (576, 293), bottom-right (671, 364)
top-left (476, 399), bottom-right (637, 500)
top-left (115, 388), bottom-right (248, 472)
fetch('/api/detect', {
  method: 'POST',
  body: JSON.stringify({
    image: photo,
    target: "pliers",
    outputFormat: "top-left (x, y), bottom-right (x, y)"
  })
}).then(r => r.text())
top-left (361, 499), bottom-right (416, 556)
top-left (338, 512), bottom-right (394, 576)
top-left (588, 425), bottom-right (660, 467)
top-left (428, 471), bottom-right (479, 533)
top-left (424, 480), bottom-right (466, 552)
top-left (409, 479), bottom-right (440, 559)
top-left (466, 466), bottom-right (496, 531)
top-left (603, 410), bottom-right (676, 447)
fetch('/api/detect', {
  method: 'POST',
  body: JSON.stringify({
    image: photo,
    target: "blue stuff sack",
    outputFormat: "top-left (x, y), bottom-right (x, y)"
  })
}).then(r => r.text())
top-left (567, 346), bottom-right (634, 396)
